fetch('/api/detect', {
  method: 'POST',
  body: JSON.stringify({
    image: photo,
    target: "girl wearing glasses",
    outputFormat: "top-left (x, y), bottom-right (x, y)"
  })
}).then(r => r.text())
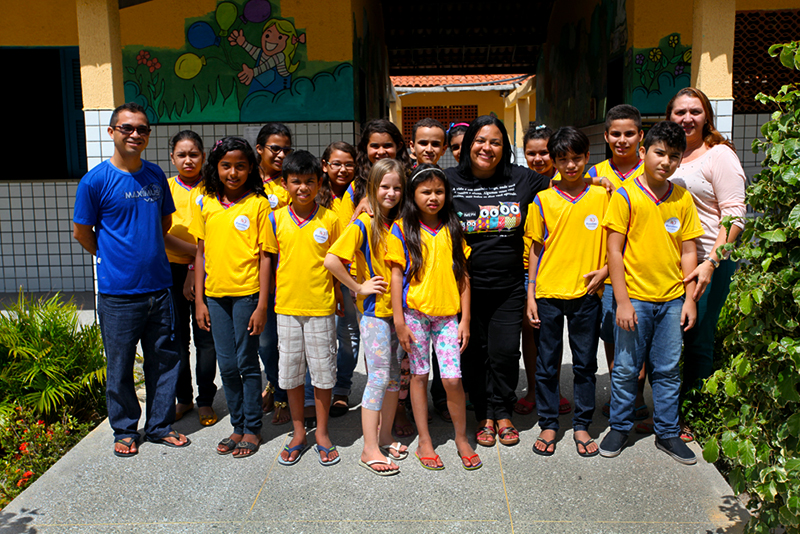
top-left (254, 122), bottom-right (293, 426)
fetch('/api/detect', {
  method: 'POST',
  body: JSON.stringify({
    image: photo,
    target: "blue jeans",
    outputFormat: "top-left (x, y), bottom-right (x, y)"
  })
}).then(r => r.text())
top-left (304, 282), bottom-right (361, 405)
top-left (258, 293), bottom-right (287, 404)
top-left (97, 289), bottom-right (181, 441)
top-left (171, 263), bottom-right (217, 407)
top-left (207, 294), bottom-right (263, 435)
top-left (681, 259), bottom-right (737, 397)
top-left (599, 284), bottom-right (615, 344)
top-left (611, 297), bottom-right (684, 438)
top-left (535, 295), bottom-right (600, 431)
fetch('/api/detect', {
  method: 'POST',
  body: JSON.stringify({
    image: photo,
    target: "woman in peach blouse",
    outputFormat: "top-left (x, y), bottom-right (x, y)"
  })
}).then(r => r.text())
top-left (666, 87), bottom-right (747, 439)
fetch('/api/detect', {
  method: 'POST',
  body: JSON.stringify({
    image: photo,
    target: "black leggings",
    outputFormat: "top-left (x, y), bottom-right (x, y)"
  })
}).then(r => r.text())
top-left (463, 283), bottom-right (525, 422)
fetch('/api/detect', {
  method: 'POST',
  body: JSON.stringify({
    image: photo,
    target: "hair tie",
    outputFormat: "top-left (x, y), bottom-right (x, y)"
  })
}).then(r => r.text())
top-left (213, 139), bottom-right (224, 151)
top-left (412, 167), bottom-right (446, 180)
top-left (446, 122), bottom-right (469, 134)
top-left (292, 34), bottom-right (306, 45)
top-left (535, 124), bottom-right (547, 130)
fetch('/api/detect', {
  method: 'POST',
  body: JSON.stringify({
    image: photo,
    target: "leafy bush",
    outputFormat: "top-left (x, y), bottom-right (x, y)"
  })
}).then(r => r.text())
top-left (0, 292), bottom-right (106, 422)
top-left (0, 406), bottom-right (97, 509)
top-left (697, 40), bottom-right (800, 533)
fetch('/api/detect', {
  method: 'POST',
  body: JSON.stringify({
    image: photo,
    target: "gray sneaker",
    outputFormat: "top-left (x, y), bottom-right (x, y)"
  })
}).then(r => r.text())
top-left (655, 436), bottom-right (697, 465)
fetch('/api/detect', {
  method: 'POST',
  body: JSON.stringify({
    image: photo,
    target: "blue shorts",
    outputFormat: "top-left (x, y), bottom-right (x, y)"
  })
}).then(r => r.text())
top-left (600, 283), bottom-right (615, 344)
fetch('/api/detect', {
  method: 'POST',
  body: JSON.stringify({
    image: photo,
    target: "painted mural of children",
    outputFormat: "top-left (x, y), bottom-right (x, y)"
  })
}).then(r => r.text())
top-left (228, 18), bottom-right (306, 94)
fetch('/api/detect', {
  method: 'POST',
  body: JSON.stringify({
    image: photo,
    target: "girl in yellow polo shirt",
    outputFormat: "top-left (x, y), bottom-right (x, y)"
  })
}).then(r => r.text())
top-left (387, 164), bottom-right (481, 472)
top-left (190, 137), bottom-right (272, 459)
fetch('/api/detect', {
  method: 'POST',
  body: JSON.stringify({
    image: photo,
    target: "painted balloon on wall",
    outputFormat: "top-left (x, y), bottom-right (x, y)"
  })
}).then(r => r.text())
top-left (240, 0), bottom-right (271, 24)
top-left (187, 21), bottom-right (221, 49)
top-left (175, 53), bottom-right (206, 79)
top-left (215, 2), bottom-right (237, 36)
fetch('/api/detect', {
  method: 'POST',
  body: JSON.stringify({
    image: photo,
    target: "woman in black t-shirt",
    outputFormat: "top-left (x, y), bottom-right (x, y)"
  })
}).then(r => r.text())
top-left (445, 116), bottom-right (549, 447)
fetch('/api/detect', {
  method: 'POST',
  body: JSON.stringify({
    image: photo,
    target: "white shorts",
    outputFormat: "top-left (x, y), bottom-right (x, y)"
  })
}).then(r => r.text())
top-left (277, 314), bottom-right (337, 390)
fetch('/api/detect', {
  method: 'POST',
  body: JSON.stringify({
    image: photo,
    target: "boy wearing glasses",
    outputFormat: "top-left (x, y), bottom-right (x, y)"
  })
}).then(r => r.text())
top-left (73, 102), bottom-right (189, 458)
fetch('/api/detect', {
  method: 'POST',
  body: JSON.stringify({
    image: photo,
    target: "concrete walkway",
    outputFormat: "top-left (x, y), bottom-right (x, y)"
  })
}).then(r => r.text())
top-left (1, 326), bottom-right (748, 534)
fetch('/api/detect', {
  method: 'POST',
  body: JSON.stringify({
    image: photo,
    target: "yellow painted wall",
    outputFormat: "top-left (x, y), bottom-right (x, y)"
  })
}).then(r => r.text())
top-left (3, 0), bottom-right (78, 46)
top-left (120, 0), bottom-right (352, 62)
top-left (628, 0), bottom-right (694, 49)
top-left (737, 0), bottom-right (800, 9)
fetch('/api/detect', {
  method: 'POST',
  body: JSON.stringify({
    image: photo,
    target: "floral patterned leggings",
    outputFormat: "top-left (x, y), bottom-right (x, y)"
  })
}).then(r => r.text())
top-left (403, 309), bottom-right (462, 378)
top-left (360, 315), bottom-right (402, 411)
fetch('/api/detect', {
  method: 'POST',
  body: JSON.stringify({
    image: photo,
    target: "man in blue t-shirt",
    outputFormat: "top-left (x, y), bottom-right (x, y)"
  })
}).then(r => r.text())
top-left (74, 103), bottom-right (190, 457)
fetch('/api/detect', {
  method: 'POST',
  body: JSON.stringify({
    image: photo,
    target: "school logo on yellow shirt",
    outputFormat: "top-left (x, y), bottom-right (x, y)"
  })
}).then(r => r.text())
top-left (313, 227), bottom-right (329, 243)
top-left (584, 215), bottom-right (599, 231)
top-left (234, 215), bottom-right (250, 231)
top-left (664, 217), bottom-right (681, 234)
top-left (268, 194), bottom-right (279, 208)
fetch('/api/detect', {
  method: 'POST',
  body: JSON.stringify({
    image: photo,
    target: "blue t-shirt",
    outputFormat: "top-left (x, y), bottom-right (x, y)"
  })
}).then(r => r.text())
top-left (73, 159), bottom-right (175, 295)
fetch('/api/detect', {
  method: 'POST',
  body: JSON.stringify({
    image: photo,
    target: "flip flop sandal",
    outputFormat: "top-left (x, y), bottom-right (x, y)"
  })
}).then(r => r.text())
top-left (634, 404), bottom-right (650, 421)
top-left (392, 421), bottom-right (415, 438)
top-left (278, 443), bottom-right (310, 466)
top-left (271, 402), bottom-right (291, 425)
top-left (476, 426), bottom-right (496, 447)
top-left (573, 437), bottom-right (599, 457)
top-left (415, 452), bottom-right (444, 471)
top-left (315, 444), bottom-right (341, 466)
top-left (359, 458), bottom-right (400, 476)
top-left (216, 437), bottom-right (238, 455)
top-left (199, 408), bottom-right (218, 427)
top-left (380, 442), bottom-right (409, 461)
top-left (514, 397), bottom-right (536, 415)
top-left (601, 401), bottom-right (611, 418)
top-left (497, 426), bottom-right (520, 446)
top-left (680, 429), bottom-right (695, 443)
top-left (559, 397), bottom-right (572, 415)
top-left (329, 396), bottom-right (349, 418)
top-left (113, 437), bottom-right (138, 458)
top-left (459, 453), bottom-right (483, 471)
top-left (262, 383), bottom-right (275, 413)
top-left (233, 438), bottom-right (261, 458)
top-left (533, 437), bottom-right (556, 456)
top-left (146, 430), bottom-right (191, 448)
top-left (635, 421), bottom-right (654, 434)
top-left (174, 404), bottom-right (194, 422)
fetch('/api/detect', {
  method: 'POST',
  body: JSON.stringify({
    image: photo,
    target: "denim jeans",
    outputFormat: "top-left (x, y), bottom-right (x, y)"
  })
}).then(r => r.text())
top-left (535, 295), bottom-right (600, 431)
top-left (599, 284), bottom-right (616, 344)
top-left (171, 263), bottom-right (217, 407)
top-left (258, 293), bottom-right (287, 404)
top-left (611, 297), bottom-right (684, 439)
top-left (304, 282), bottom-right (361, 406)
top-left (207, 294), bottom-right (263, 435)
top-left (97, 289), bottom-right (181, 441)
top-left (681, 259), bottom-right (737, 397)
top-left (463, 283), bottom-right (526, 422)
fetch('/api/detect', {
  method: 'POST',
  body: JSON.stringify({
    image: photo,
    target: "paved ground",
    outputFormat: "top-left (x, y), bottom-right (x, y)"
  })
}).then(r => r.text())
top-left (1, 307), bottom-right (749, 534)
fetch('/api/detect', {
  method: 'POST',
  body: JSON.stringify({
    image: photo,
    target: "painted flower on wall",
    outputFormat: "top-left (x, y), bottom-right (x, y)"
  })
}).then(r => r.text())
top-left (626, 33), bottom-right (692, 112)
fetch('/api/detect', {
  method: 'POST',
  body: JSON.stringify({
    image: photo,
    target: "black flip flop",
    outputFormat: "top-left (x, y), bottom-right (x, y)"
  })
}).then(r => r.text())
top-left (574, 437), bottom-right (599, 457)
top-left (113, 437), bottom-right (138, 458)
top-left (146, 430), bottom-right (191, 448)
top-left (533, 437), bottom-right (556, 456)
top-left (216, 437), bottom-right (238, 455)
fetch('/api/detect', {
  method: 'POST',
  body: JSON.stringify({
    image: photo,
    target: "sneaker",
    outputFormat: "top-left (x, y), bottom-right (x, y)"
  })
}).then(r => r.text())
top-left (599, 429), bottom-right (629, 458)
top-left (655, 436), bottom-right (697, 465)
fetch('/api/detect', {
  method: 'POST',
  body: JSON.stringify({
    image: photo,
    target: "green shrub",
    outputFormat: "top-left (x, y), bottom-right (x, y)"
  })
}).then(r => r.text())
top-left (0, 406), bottom-right (97, 509)
top-left (0, 291), bottom-right (106, 422)
top-left (697, 40), bottom-right (800, 533)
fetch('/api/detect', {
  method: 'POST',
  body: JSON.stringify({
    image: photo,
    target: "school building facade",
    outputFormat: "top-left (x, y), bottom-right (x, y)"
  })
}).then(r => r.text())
top-left (1, 0), bottom-right (799, 295)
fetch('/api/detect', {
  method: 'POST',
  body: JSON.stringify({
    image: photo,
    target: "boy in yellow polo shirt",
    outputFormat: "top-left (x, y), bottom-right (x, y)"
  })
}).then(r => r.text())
top-left (525, 127), bottom-right (608, 458)
top-left (264, 150), bottom-right (343, 467)
top-left (586, 104), bottom-right (648, 421)
top-left (599, 121), bottom-right (703, 465)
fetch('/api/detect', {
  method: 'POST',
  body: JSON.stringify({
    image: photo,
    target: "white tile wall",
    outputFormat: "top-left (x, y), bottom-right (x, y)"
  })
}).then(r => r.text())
top-left (732, 112), bottom-right (771, 186)
top-left (581, 123), bottom-right (608, 167)
top-left (142, 122), bottom-right (359, 176)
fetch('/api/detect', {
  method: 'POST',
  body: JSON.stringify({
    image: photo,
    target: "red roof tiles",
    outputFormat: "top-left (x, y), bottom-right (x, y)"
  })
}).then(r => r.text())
top-left (390, 74), bottom-right (531, 88)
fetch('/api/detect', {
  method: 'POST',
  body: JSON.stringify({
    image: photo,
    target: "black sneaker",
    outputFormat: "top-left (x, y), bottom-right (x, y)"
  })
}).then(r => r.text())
top-left (599, 429), bottom-right (628, 457)
top-left (656, 436), bottom-right (697, 465)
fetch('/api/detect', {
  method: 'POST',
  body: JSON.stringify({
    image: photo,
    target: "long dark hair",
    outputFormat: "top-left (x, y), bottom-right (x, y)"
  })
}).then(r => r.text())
top-left (317, 141), bottom-right (357, 208)
top-left (202, 137), bottom-right (265, 199)
top-left (455, 115), bottom-right (514, 179)
top-left (401, 164), bottom-right (468, 287)
top-left (353, 119), bottom-right (411, 206)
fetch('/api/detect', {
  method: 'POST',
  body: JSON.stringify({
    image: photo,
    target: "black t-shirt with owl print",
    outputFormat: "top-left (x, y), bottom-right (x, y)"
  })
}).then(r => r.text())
top-left (446, 165), bottom-right (549, 291)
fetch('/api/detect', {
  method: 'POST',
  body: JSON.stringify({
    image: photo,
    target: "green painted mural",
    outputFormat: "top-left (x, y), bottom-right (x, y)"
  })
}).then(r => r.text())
top-left (123, 1), bottom-right (354, 124)
top-left (625, 33), bottom-right (692, 115)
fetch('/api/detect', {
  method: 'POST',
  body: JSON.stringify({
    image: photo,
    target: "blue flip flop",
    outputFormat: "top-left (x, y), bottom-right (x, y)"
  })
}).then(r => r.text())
top-left (277, 443), bottom-right (310, 466)
top-left (314, 444), bottom-right (341, 466)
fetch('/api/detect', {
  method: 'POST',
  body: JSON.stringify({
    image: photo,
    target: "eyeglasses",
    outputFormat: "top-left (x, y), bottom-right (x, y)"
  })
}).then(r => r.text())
top-left (265, 145), bottom-right (294, 155)
top-left (326, 162), bottom-right (355, 171)
top-left (113, 124), bottom-right (152, 136)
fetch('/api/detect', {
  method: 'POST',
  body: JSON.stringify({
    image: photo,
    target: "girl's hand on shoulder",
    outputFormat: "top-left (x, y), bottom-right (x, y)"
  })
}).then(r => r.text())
top-left (396, 322), bottom-right (417, 353)
top-left (599, 176), bottom-right (615, 193)
top-left (351, 197), bottom-right (374, 222)
top-left (248, 306), bottom-right (267, 336)
top-left (457, 318), bottom-right (470, 353)
top-left (196, 302), bottom-right (211, 332)
top-left (183, 270), bottom-right (196, 301)
top-left (358, 275), bottom-right (387, 295)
